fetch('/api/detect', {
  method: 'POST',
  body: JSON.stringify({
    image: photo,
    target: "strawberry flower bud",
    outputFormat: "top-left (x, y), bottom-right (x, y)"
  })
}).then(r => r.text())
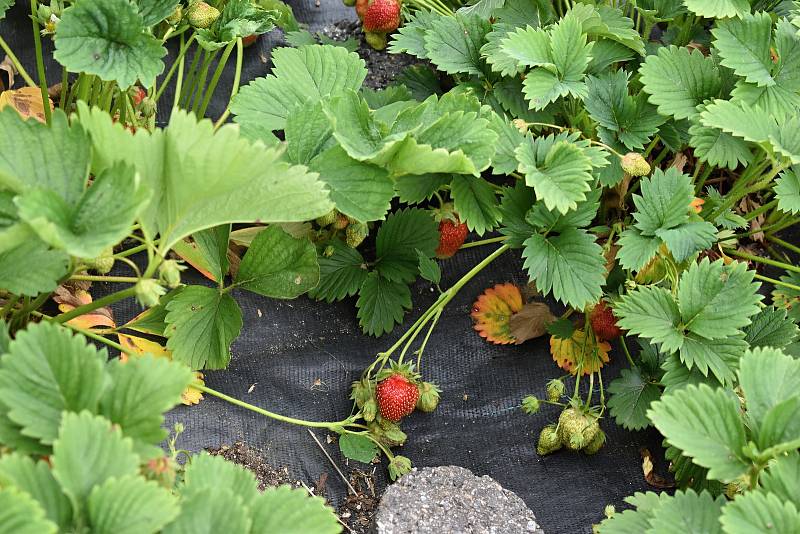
top-left (415, 381), bottom-right (441, 412)
top-left (158, 260), bottom-right (185, 288)
top-left (512, 118), bottom-right (528, 134)
top-left (388, 455), bottom-right (412, 480)
top-left (620, 152), bottom-right (651, 176)
top-left (135, 279), bottom-right (166, 308)
top-left (521, 395), bottom-right (540, 414)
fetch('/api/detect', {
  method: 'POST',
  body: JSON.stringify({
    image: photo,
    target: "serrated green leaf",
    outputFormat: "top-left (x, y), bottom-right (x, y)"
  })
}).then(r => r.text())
top-left (361, 85), bottom-right (414, 108)
top-left (760, 452), bottom-right (800, 508)
top-left (191, 225), bottom-right (230, 283)
top-left (195, 0), bottom-right (275, 51)
top-left (713, 13), bottom-right (775, 88)
top-left (683, 0), bottom-right (749, 18)
top-left (356, 272), bottom-right (412, 337)
top-left (424, 14), bottom-right (490, 76)
top-left (0, 238), bottom-right (69, 297)
top-left (487, 110), bottom-right (525, 175)
top-left (498, 181), bottom-right (536, 248)
top-left (640, 46), bottom-right (722, 120)
top-left (607, 367), bottom-right (661, 431)
top-left (517, 138), bottom-right (593, 214)
top-left (592, 6), bottom-right (644, 56)
top-left (526, 187), bottom-right (600, 233)
top-left (388, 10), bottom-right (437, 59)
top-left (0, 0), bottom-right (13, 19)
top-left (135, 0), bottom-right (180, 26)
top-left (450, 175), bottom-right (501, 236)
top-left (163, 487), bottom-right (250, 534)
top-left (54, 0), bottom-right (166, 88)
top-left (309, 147), bottom-right (393, 223)
top-left (339, 433), bottom-right (378, 463)
top-left (632, 168), bottom-right (693, 236)
top-left (182, 453), bottom-right (259, 506)
top-left (251, 486), bottom-right (340, 534)
top-left (232, 45), bottom-right (366, 131)
top-left (88, 476), bottom-right (179, 534)
top-left (758, 395), bottom-right (800, 450)
top-left (649, 384), bottom-right (749, 482)
top-left (689, 121), bottom-right (753, 171)
top-left (739, 346), bottom-right (800, 431)
top-left (596, 491), bottom-right (670, 533)
top-left (744, 306), bottom-right (800, 349)
top-left (482, 23), bottom-right (525, 76)
top-left (164, 286), bottom-right (243, 369)
top-left (660, 353), bottom-right (723, 394)
top-left (284, 101), bottom-right (335, 165)
top-left (615, 286), bottom-right (684, 352)
top-left (0, 487), bottom-right (57, 534)
top-left (308, 240), bottom-right (367, 303)
top-left (551, 11), bottom-right (592, 84)
top-left (678, 258), bottom-right (762, 340)
top-left (663, 442), bottom-right (723, 495)
top-left (499, 25), bottom-right (553, 69)
top-left (0, 454), bottom-right (72, 529)
top-left (587, 39), bottom-right (635, 74)
top-left (678, 334), bottom-right (745, 385)
top-left (235, 226), bottom-right (318, 299)
top-left (395, 174), bottom-right (450, 204)
top-left (616, 228), bottom-right (660, 272)
top-left (522, 228), bottom-right (605, 309)
top-left (52, 412), bottom-right (141, 509)
top-left (396, 65), bottom-right (442, 101)
top-left (721, 492), bottom-right (800, 534)
top-left (375, 208), bottom-right (439, 283)
top-left (0, 322), bottom-right (106, 445)
top-left (100, 355), bottom-right (192, 456)
top-left (417, 250), bottom-right (441, 285)
top-left (648, 489), bottom-right (724, 534)
top-left (776, 167), bottom-right (800, 214)
top-left (655, 221), bottom-right (718, 262)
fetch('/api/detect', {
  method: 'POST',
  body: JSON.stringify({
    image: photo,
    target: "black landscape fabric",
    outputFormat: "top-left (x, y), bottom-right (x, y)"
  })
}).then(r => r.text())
top-left (1, 4), bottom-right (665, 532)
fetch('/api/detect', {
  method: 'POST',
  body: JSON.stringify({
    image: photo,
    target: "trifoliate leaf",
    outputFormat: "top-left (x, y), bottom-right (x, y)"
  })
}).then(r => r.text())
top-left (683, 0), bottom-right (749, 18)
top-left (88, 476), bottom-right (179, 534)
top-left (550, 328), bottom-right (610, 375)
top-left (522, 228), bottom-right (605, 309)
top-left (235, 225), bottom-right (319, 299)
top-left (640, 46), bottom-right (722, 121)
top-left (516, 138), bottom-right (593, 214)
top-left (648, 490), bottom-right (725, 534)
top-left (54, 0), bottom-right (166, 88)
top-left (423, 14), bottom-right (490, 76)
top-left (338, 433), bottom-right (378, 463)
top-left (607, 367), bottom-right (661, 431)
top-left (308, 240), bottom-right (367, 303)
top-left (374, 208), bottom-right (439, 284)
top-left (550, 11), bottom-right (592, 88)
top-left (647, 384), bottom-right (749, 482)
top-left (470, 283), bottom-right (524, 345)
top-left (52, 412), bottom-right (140, 507)
top-left (0, 454), bottom-right (72, 529)
top-left (232, 45), bottom-right (366, 131)
top-left (776, 167), bottom-right (800, 214)
top-left (251, 486), bottom-right (340, 534)
top-left (0, 487), bottom-right (57, 534)
top-left (678, 258), bottom-right (762, 340)
top-left (0, 322), bottom-right (106, 445)
top-left (720, 492), bottom-right (800, 534)
top-left (615, 286), bottom-right (684, 353)
top-left (744, 306), bottom-right (800, 349)
top-left (450, 175), bottom-right (501, 235)
top-left (712, 12), bottom-right (775, 88)
top-left (164, 286), bottom-right (243, 369)
top-left (356, 272), bottom-right (412, 337)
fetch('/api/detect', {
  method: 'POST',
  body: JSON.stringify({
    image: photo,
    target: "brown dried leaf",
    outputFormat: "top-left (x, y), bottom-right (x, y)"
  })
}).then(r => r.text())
top-left (53, 286), bottom-right (116, 330)
top-left (641, 448), bottom-right (674, 489)
top-left (670, 152), bottom-right (687, 172)
top-left (508, 302), bottom-right (556, 344)
top-left (0, 86), bottom-right (53, 122)
top-left (0, 55), bottom-right (16, 91)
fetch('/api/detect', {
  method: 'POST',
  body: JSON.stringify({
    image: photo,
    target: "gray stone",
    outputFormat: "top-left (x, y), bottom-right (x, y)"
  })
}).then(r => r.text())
top-left (374, 466), bottom-right (545, 534)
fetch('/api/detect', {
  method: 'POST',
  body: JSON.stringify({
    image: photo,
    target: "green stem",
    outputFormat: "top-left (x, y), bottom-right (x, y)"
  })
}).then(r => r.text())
top-left (70, 274), bottom-right (140, 283)
top-left (416, 308), bottom-right (442, 370)
top-left (724, 248), bottom-right (800, 275)
top-left (0, 36), bottom-right (36, 87)
top-left (754, 273), bottom-right (800, 292)
top-left (52, 287), bottom-right (138, 324)
top-left (179, 45), bottom-right (203, 108)
top-left (620, 336), bottom-right (636, 367)
top-left (766, 235), bottom-right (800, 256)
top-left (744, 198), bottom-right (778, 221)
top-left (1, 295), bottom-right (20, 319)
top-left (194, 384), bottom-right (355, 429)
top-left (59, 67), bottom-right (68, 109)
top-left (66, 323), bottom-right (131, 354)
top-left (189, 50), bottom-right (218, 113)
top-left (196, 40), bottom-right (235, 117)
top-left (115, 243), bottom-right (150, 258)
top-left (214, 38), bottom-right (243, 129)
top-left (460, 236), bottom-right (508, 249)
top-left (154, 35), bottom-right (196, 103)
top-left (710, 166), bottom-right (782, 221)
top-left (30, 0), bottom-right (52, 124)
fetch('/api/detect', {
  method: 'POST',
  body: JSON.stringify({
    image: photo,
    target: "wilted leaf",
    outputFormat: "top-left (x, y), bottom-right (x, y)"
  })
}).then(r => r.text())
top-left (0, 87), bottom-right (53, 123)
top-left (471, 283), bottom-right (524, 344)
top-left (53, 286), bottom-right (115, 330)
top-left (550, 328), bottom-right (611, 375)
top-left (508, 302), bottom-right (557, 344)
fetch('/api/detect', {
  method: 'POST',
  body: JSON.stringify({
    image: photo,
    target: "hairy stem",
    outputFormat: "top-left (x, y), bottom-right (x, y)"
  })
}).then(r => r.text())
top-left (30, 0), bottom-right (52, 124)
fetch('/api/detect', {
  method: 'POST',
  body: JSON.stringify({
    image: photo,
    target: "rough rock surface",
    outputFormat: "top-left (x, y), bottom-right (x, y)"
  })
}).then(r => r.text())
top-left (374, 466), bottom-right (545, 534)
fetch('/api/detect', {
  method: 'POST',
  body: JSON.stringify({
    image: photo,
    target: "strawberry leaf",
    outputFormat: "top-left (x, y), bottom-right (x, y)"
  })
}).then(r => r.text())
top-left (356, 272), bottom-right (412, 337)
top-left (738, 347), bottom-right (800, 436)
top-left (720, 492), bottom-right (800, 534)
top-left (498, 181), bottom-right (536, 248)
top-left (309, 240), bottom-right (368, 303)
top-left (191, 225), bottom-right (231, 283)
top-left (0, 487), bottom-right (58, 534)
top-left (135, 0), bottom-right (180, 26)
top-left (423, 13), bottom-right (490, 76)
top-left (339, 433), bottom-right (378, 463)
top-left (743, 306), bottom-right (800, 349)
top-left (88, 476), bottom-right (179, 533)
top-left (375, 208), bottom-right (439, 284)
top-left (450, 175), bottom-right (501, 236)
top-left (648, 490), bottom-right (725, 534)
top-left (416, 249), bottom-right (441, 285)
top-left (163, 487), bottom-right (250, 533)
top-left (776, 167), bottom-right (800, 215)
top-left (251, 486), bottom-right (341, 534)
top-left (0, 454), bottom-right (72, 529)
top-left (683, 0), bottom-right (749, 18)
top-left (0, 238), bottom-right (69, 296)
top-left (54, 0), bottom-right (166, 89)
top-left (607, 367), bottom-right (661, 431)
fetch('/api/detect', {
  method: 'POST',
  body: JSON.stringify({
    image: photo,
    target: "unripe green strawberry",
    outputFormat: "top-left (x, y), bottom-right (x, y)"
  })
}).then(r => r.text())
top-left (166, 5), bottom-right (183, 25)
top-left (323, 245), bottom-right (335, 257)
top-left (558, 408), bottom-right (600, 451)
top-left (365, 31), bottom-right (388, 51)
top-left (536, 424), bottom-right (562, 455)
top-left (388, 455), bottom-right (412, 480)
top-left (135, 279), bottom-right (166, 308)
top-left (85, 247), bottom-right (115, 274)
top-left (363, 398), bottom-right (377, 422)
top-left (186, 1), bottom-right (220, 29)
top-left (415, 381), bottom-right (441, 412)
top-left (620, 152), bottom-right (651, 176)
top-left (583, 427), bottom-right (605, 455)
top-left (346, 222), bottom-right (369, 248)
top-left (315, 210), bottom-right (337, 227)
top-left (333, 212), bottom-right (350, 230)
top-left (546, 379), bottom-right (565, 402)
top-left (521, 395), bottom-right (540, 415)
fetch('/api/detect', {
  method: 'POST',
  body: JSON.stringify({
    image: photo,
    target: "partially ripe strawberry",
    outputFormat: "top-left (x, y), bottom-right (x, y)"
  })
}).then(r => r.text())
top-left (355, 0), bottom-right (369, 20)
top-left (376, 373), bottom-right (419, 422)
top-left (436, 218), bottom-right (468, 259)
top-left (363, 0), bottom-right (400, 33)
top-left (590, 301), bottom-right (622, 341)
top-left (242, 34), bottom-right (259, 47)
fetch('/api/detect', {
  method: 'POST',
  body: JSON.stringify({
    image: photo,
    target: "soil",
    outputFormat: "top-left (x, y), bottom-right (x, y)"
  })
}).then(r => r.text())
top-left (319, 20), bottom-right (422, 89)
top-left (207, 441), bottom-right (379, 533)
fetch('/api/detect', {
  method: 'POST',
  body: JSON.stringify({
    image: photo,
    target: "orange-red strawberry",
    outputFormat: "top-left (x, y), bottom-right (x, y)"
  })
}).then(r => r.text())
top-left (376, 373), bottom-right (419, 422)
top-left (590, 301), bottom-right (622, 341)
top-left (436, 219), bottom-right (468, 259)
top-left (363, 0), bottom-right (400, 33)
top-left (242, 34), bottom-right (259, 47)
top-left (355, 0), bottom-right (369, 20)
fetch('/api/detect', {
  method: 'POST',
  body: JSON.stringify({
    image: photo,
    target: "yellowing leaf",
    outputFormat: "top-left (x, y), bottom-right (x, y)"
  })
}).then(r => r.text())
top-left (171, 238), bottom-right (218, 282)
top-left (183, 372), bottom-right (205, 405)
top-left (0, 86), bottom-right (53, 122)
top-left (471, 283), bottom-right (524, 344)
top-left (550, 328), bottom-right (611, 375)
top-left (54, 286), bottom-right (116, 330)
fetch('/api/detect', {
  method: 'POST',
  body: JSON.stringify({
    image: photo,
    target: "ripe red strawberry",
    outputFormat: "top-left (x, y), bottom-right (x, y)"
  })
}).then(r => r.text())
top-left (363, 0), bottom-right (400, 33)
top-left (436, 218), bottom-right (468, 259)
top-left (590, 301), bottom-right (622, 341)
top-left (376, 373), bottom-right (419, 422)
